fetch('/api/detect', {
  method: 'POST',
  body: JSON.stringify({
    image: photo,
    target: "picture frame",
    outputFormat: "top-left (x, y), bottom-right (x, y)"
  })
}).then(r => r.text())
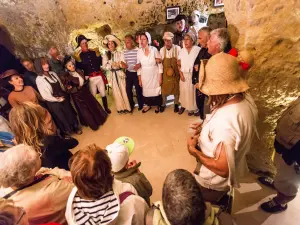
top-left (199, 15), bottom-right (208, 24)
top-left (213, 0), bottom-right (224, 7)
top-left (166, 6), bottom-right (180, 21)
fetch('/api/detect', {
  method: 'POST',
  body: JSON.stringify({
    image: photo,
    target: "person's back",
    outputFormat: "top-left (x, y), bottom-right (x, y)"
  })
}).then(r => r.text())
top-left (146, 169), bottom-right (234, 225)
top-left (66, 144), bottom-right (148, 225)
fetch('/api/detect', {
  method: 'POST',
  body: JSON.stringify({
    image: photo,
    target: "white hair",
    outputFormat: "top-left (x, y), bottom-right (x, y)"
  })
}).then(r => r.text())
top-left (210, 28), bottom-right (230, 51)
top-left (0, 144), bottom-right (39, 188)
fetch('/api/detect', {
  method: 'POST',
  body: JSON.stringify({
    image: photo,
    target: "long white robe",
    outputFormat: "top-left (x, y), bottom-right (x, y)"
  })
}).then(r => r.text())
top-left (178, 46), bottom-right (201, 111)
top-left (102, 51), bottom-right (131, 111)
top-left (137, 46), bottom-right (163, 97)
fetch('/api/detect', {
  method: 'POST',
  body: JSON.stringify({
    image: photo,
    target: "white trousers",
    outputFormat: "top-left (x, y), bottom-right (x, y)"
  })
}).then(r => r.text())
top-left (89, 76), bottom-right (106, 97)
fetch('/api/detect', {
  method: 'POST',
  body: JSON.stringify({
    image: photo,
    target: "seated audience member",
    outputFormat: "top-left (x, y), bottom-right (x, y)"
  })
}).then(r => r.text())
top-left (187, 53), bottom-right (258, 206)
top-left (36, 57), bottom-right (81, 136)
top-left (0, 144), bottom-right (73, 225)
top-left (0, 199), bottom-right (28, 225)
top-left (48, 47), bottom-right (64, 75)
top-left (66, 144), bottom-right (149, 225)
top-left (106, 137), bottom-right (153, 205)
top-left (258, 97), bottom-right (300, 213)
top-left (9, 102), bottom-right (78, 170)
top-left (1, 69), bottom-right (57, 133)
top-left (146, 169), bottom-right (234, 225)
top-left (21, 58), bottom-right (39, 92)
top-left (192, 27), bottom-right (212, 119)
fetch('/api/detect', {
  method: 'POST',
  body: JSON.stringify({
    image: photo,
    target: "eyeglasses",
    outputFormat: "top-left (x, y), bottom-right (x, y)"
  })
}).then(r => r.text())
top-left (16, 207), bottom-right (26, 224)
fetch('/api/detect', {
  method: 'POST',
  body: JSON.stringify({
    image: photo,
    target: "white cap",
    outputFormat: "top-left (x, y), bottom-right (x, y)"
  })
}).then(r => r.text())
top-left (106, 143), bottom-right (129, 172)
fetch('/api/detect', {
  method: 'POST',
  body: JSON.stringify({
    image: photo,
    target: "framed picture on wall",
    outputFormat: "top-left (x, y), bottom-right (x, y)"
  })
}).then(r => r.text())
top-left (213, 0), bottom-right (224, 7)
top-left (166, 6), bottom-right (180, 21)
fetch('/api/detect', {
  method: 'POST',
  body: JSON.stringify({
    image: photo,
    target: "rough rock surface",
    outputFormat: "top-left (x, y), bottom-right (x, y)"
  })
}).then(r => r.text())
top-left (0, 0), bottom-right (223, 57)
top-left (225, 0), bottom-right (300, 174)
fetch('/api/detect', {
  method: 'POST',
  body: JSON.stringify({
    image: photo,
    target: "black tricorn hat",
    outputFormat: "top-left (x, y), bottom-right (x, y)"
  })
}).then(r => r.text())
top-left (76, 34), bottom-right (91, 48)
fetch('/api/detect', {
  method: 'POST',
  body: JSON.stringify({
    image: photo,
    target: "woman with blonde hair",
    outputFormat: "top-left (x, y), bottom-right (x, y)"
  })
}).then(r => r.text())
top-left (9, 101), bottom-right (78, 170)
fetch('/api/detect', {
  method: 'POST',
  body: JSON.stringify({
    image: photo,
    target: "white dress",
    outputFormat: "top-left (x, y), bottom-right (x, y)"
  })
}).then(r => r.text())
top-left (178, 46), bottom-right (201, 111)
top-left (102, 51), bottom-right (131, 112)
top-left (137, 46), bottom-right (163, 106)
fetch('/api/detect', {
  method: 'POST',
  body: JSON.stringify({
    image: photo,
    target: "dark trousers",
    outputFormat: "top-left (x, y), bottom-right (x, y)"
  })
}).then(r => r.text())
top-left (126, 71), bottom-right (143, 109)
top-left (196, 89), bottom-right (206, 119)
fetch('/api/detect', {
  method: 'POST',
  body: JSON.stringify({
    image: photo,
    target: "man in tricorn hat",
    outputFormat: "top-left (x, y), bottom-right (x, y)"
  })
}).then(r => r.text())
top-left (74, 34), bottom-right (111, 114)
top-left (173, 14), bottom-right (189, 48)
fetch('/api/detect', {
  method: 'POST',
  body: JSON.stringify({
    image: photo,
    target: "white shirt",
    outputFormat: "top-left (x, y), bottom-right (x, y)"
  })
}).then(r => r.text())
top-left (159, 44), bottom-right (181, 60)
top-left (178, 46), bottom-right (201, 73)
top-left (195, 95), bottom-right (258, 191)
top-left (36, 72), bottom-right (64, 102)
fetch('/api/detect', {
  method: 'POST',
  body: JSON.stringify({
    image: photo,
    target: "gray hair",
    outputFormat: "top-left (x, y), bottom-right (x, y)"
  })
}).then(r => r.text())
top-left (0, 144), bottom-right (39, 188)
top-left (210, 28), bottom-right (230, 51)
top-left (162, 169), bottom-right (206, 225)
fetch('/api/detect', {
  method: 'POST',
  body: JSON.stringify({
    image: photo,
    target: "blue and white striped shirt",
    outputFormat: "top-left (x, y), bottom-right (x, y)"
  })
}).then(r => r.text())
top-left (123, 48), bottom-right (139, 72)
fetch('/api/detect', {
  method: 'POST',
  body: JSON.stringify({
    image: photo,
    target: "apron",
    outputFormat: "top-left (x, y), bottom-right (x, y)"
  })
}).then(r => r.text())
top-left (140, 50), bottom-right (161, 97)
top-left (161, 47), bottom-right (180, 96)
top-left (44, 74), bottom-right (65, 97)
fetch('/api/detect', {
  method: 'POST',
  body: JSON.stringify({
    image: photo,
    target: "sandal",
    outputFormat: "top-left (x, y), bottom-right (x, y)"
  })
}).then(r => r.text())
top-left (142, 106), bottom-right (151, 113)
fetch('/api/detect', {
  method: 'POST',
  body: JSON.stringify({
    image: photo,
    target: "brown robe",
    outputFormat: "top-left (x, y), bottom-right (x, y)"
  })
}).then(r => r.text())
top-left (61, 70), bottom-right (107, 130)
top-left (8, 86), bottom-right (57, 133)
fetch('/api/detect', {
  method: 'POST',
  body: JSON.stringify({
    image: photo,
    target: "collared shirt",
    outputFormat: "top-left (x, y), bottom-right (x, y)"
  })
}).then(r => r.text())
top-left (123, 48), bottom-right (139, 72)
top-left (159, 45), bottom-right (181, 60)
top-left (76, 49), bottom-right (102, 75)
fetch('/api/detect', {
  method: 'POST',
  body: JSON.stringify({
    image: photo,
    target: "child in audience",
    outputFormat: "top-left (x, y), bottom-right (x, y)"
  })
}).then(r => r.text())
top-left (66, 144), bottom-right (148, 225)
top-left (106, 137), bottom-right (153, 205)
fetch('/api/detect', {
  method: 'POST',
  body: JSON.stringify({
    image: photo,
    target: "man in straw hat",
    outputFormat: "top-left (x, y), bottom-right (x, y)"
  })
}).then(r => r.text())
top-left (187, 52), bottom-right (258, 208)
top-left (74, 34), bottom-right (111, 114)
top-left (159, 31), bottom-right (181, 113)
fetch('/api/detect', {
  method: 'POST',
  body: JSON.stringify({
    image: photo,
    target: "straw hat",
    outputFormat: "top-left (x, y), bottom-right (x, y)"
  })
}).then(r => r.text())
top-left (102, 34), bottom-right (121, 49)
top-left (199, 52), bottom-right (249, 95)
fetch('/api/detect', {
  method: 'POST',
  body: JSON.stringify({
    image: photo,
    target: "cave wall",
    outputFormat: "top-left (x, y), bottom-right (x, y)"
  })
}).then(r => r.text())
top-left (0, 0), bottom-right (223, 58)
top-left (224, 0), bottom-right (300, 173)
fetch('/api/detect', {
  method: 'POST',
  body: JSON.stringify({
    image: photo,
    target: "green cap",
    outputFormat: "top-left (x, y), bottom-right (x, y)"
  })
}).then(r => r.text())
top-left (114, 136), bottom-right (135, 155)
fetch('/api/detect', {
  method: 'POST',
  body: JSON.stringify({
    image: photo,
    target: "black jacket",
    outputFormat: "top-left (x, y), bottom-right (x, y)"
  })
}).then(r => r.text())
top-left (41, 135), bottom-right (78, 170)
top-left (192, 47), bottom-right (211, 85)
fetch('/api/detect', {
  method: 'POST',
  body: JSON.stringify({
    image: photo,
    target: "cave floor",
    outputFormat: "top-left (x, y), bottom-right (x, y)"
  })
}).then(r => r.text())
top-left (71, 95), bottom-right (300, 225)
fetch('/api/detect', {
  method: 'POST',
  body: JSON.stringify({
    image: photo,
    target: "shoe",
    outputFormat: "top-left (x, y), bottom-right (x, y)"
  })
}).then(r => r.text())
top-left (155, 107), bottom-right (160, 114)
top-left (258, 176), bottom-right (275, 189)
top-left (138, 107), bottom-right (143, 111)
top-left (174, 104), bottom-right (179, 113)
top-left (102, 97), bottom-right (111, 114)
top-left (142, 107), bottom-right (151, 113)
top-left (260, 199), bottom-right (287, 213)
top-left (160, 105), bottom-right (166, 112)
top-left (178, 107), bottom-right (185, 115)
top-left (188, 112), bottom-right (194, 116)
top-left (124, 110), bottom-right (130, 114)
top-left (194, 111), bottom-right (200, 117)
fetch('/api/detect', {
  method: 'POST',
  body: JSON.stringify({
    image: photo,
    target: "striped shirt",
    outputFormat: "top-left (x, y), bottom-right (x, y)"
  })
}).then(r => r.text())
top-left (123, 48), bottom-right (139, 72)
top-left (72, 191), bottom-right (120, 225)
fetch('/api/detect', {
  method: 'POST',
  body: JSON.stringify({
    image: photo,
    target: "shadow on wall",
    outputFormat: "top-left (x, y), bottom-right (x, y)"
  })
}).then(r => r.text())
top-left (0, 25), bottom-right (15, 53)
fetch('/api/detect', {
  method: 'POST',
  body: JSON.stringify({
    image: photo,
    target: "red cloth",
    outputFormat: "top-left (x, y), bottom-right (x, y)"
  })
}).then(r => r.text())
top-left (228, 48), bottom-right (250, 71)
top-left (88, 71), bottom-right (108, 85)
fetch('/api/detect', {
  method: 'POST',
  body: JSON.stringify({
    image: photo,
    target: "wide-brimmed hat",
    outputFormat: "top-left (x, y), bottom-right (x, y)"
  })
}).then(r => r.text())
top-left (102, 34), bottom-right (121, 49)
top-left (0, 69), bottom-right (20, 79)
top-left (199, 52), bottom-right (249, 95)
top-left (163, 32), bottom-right (174, 40)
top-left (76, 34), bottom-right (91, 48)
